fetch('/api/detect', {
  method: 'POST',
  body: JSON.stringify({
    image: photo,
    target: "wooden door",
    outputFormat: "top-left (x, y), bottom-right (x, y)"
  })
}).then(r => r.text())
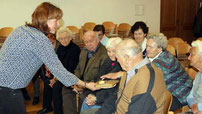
top-left (160, 0), bottom-right (201, 43)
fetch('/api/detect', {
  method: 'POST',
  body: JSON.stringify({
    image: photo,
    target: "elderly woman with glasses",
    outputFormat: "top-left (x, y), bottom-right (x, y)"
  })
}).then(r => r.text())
top-left (146, 33), bottom-right (193, 111)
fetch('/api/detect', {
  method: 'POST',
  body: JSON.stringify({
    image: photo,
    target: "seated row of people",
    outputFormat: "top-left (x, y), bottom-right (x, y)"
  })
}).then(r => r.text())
top-left (81, 34), bottom-right (201, 114)
top-left (37, 21), bottom-right (200, 114)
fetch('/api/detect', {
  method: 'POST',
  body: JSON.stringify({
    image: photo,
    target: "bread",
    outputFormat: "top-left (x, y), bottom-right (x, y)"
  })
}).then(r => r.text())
top-left (96, 80), bottom-right (119, 88)
top-left (99, 80), bottom-right (105, 85)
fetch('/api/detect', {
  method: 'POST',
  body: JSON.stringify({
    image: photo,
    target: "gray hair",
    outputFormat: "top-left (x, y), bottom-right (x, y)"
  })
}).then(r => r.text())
top-left (116, 38), bottom-right (141, 57)
top-left (106, 37), bottom-right (122, 49)
top-left (56, 27), bottom-right (73, 40)
top-left (191, 40), bottom-right (202, 54)
top-left (147, 33), bottom-right (168, 50)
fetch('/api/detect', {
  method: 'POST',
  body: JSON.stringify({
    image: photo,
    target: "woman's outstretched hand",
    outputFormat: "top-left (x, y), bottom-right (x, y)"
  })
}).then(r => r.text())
top-left (86, 82), bottom-right (100, 91)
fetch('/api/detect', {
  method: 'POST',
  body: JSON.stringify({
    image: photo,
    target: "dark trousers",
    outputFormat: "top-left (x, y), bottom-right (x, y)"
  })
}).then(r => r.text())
top-left (62, 86), bottom-right (77, 114)
top-left (170, 95), bottom-right (183, 111)
top-left (0, 86), bottom-right (26, 114)
top-left (43, 78), bottom-right (63, 114)
top-left (62, 86), bottom-right (93, 114)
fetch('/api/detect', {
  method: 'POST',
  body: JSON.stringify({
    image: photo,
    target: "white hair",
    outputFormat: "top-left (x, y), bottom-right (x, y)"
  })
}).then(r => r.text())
top-left (147, 33), bottom-right (168, 50)
top-left (116, 38), bottom-right (141, 57)
top-left (56, 27), bottom-right (73, 40)
top-left (82, 31), bottom-right (99, 40)
top-left (191, 40), bottom-right (202, 53)
top-left (106, 37), bottom-right (122, 49)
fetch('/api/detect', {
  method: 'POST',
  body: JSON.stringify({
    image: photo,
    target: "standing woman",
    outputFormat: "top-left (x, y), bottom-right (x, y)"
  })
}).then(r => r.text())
top-left (131, 21), bottom-right (149, 58)
top-left (0, 2), bottom-right (96, 114)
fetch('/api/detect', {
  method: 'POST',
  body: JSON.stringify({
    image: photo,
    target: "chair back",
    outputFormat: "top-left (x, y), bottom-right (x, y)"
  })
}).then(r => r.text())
top-left (197, 37), bottom-right (202, 41)
top-left (67, 26), bottom-right (84, 49)
top-left (175, 42), bottom-right (191, 59)
top-left (168, 37), bottom-right (184, 49)
top-left (167, 44), bottom-right (176, 56)
top-left (0, 27), bottom-right (14, 49)
top-left (187, 68), bottom-right (198, 80)
top-left (82, 22), bottom-right (96, 33)
top-left (118, 23), bottom-right (132, 38)
top-left (0, 27), bottom-right (14, 38)
top-left (164, 90), bottom-right (173, 114)
top-left (102, 21), bottom-right (117, 37)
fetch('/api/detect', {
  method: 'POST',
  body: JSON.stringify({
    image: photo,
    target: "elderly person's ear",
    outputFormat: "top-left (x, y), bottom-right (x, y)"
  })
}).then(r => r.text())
top-left (123, 54), bottom-right (130, 61)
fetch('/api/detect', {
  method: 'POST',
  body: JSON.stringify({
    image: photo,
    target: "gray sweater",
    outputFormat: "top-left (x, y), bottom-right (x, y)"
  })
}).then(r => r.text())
top-left (0, 26), bottom-right (78, 89)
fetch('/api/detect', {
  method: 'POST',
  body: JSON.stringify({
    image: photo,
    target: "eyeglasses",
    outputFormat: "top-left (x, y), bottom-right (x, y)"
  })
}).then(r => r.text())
top-left (59, 37), bottom-right (70, 41)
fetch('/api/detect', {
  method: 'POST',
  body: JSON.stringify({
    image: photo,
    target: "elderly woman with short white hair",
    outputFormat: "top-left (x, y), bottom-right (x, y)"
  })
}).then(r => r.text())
top-left (55, 27), bottom-right (81, 114)
top-left (80, 37), bottom-right (123, 113)
top-left (146, 33), bottom-right (193, 111)
top-left (187, 40), bottom-right (202, 113)
top-left (39, 27), bottom-right (81, 114)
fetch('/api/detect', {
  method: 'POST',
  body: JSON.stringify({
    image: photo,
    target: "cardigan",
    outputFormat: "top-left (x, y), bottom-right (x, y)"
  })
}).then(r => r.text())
top-left (152, 51), bottom-right (192, 105)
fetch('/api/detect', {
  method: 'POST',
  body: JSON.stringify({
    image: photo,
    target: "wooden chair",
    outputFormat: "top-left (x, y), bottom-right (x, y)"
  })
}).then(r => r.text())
top-left (167, 44), bottom-right (176, 56)
top-left (0, 27), bottom-right (14, 38)
top-left (82, 22), bottom-right (96, 33)
top-left (187, 67), bottom-right (198, 80)
top-left (197, 37), bottom-right (202, 41)
top-left (164, 90), bottom-right (173, 114)
top-left (67, 26), bottom-right (84, 49)
top-left (168, 37), bottom-right (184, 49)
top-left (102, 21), bottom-right (118, 37)
top-left (0, 27), bottom-right (14, 49)
top-left (117, 23), bottom-right (132, 38)
top-left (175, 42), bottom-right (191, 59)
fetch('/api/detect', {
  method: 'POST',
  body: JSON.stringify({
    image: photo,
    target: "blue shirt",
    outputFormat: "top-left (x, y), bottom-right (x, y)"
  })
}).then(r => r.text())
top-left (0, 26), bottom-right (79, 89)
top-left (187, 72), bottom-right (202, 112)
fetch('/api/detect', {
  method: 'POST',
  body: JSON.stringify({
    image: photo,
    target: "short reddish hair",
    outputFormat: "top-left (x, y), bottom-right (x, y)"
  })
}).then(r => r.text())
top-left (26, 2), bottom-right (63, 35)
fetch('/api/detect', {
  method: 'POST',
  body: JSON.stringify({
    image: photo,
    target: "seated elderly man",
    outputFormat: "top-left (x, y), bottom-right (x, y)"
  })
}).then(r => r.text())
top-left (62, 31), bottom-right (108, 114)
top-left (82, 38), bottom-right (167, 114)
top-left (187, 40), bottom-right (202, 113)
top-left (146, 33), bottom-right (193, 111)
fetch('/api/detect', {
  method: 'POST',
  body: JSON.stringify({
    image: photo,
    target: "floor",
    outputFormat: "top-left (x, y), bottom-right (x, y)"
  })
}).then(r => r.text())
top-left (25, 79), bottom-right (53, 114)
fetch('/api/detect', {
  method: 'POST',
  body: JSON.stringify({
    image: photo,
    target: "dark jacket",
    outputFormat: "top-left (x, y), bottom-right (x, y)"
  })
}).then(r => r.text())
top-left (74, 43), bottom-right (108, 82)
top-left (56, 41), bottom-right (80, 74)
top-left (94, 58), bottom-right (122, 105)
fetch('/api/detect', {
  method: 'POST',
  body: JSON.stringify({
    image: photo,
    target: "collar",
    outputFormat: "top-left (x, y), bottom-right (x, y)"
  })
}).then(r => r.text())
top-left (84, 43), bottom-right (100, 58)
top-left (126, 57), bottom-right (150, 83)
top-left (149, 51), bottom-right (162, 62)
top-left (100, 35), bottom-right (107, 42)
top-left (141, 38), bottom-right (147, 52)
top-left (84, 42), bottom-right (100, 53)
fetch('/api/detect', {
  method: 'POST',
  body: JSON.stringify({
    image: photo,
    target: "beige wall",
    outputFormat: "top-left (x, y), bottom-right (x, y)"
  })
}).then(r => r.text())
top-left (0, 0), bottom-right (160, 33)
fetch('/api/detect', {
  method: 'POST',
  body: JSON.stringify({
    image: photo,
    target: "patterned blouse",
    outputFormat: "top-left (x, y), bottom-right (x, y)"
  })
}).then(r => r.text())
top-left (0, 26), bottom-right (78, 89)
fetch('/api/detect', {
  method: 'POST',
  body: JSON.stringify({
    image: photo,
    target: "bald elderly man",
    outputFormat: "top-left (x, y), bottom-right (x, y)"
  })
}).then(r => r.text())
top-left (187, 40), bottom-right (202, 114)
top-left (62, 31), bottom-right (108, 114)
